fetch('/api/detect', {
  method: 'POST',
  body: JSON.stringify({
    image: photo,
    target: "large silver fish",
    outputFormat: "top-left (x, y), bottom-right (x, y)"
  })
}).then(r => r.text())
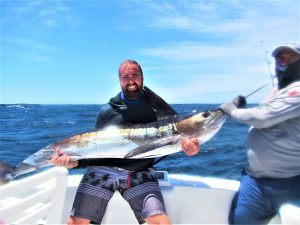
top-left (0, 109), bottom-right (226, 183)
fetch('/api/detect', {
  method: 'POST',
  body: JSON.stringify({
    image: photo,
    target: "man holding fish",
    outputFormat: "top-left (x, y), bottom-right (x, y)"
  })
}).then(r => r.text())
top-left (51, 60), bottom-right (200, 225)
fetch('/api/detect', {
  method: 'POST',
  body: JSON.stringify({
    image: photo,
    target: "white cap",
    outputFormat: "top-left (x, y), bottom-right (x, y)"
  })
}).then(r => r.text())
top-left (272, 43), bottom-right (300, 57)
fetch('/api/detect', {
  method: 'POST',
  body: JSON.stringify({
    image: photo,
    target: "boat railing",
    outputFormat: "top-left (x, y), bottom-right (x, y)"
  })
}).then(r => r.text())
top-left (0, 167), bottom-right (299, 224)
top-left (0, 167), bottom-right (68, 224)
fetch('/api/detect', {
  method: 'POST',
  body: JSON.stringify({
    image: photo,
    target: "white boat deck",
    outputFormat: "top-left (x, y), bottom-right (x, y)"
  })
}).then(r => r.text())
top-left (0, 167), bottom-right (299, 224)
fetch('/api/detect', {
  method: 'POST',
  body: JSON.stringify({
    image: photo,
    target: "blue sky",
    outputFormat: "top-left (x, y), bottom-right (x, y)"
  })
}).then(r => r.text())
top-left (1, 0), bottom-right (299, 104)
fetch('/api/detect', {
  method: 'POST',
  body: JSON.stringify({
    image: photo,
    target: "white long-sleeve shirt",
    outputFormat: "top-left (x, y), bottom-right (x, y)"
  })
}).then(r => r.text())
top-left (223, 81), bottom-right (300, 178)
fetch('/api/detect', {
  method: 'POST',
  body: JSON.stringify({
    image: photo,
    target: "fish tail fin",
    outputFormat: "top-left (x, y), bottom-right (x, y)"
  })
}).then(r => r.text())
top-left (0, 161), bottom-right (15, 184)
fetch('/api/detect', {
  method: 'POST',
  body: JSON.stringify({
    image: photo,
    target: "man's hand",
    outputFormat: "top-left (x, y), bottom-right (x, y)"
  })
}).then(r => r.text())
top-left (50, 148), bottom-right (78, 168)
top-left (233, 95), bottom-right (247, 108)
top-left (181, 137), bottom-right (200, 156)
top-left (218, 95), bottom-right (247, 116)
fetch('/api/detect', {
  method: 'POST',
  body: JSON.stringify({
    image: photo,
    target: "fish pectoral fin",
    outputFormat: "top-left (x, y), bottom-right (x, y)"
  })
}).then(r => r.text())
top-left (124, 134), bottom-right (183, 159)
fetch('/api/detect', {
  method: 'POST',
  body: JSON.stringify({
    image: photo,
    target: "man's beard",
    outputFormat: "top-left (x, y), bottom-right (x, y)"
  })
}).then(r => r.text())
top-left (276, 59), bottom-right (300, 89)
top-left (123, 83), bottom-right (143, 100)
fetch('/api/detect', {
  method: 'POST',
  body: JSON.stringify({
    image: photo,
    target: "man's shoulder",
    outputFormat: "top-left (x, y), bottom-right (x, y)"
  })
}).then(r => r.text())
top-left (288, 81), bottom-right (300, 92)
top-left (100, 104), bottom-right (114, 115)
top-left (99, 92), bottom-right (124, 116)
top-left (280, 81), bottom-right (300, 98)
top-left (100, 93), bottom-right (122, 113)
top-left (96, 102), bottom-right (121, 129)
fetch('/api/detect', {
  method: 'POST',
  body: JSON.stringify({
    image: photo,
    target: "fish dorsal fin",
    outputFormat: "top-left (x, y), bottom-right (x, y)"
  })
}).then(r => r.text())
top-left (144, 86), bottom-right (177, 119)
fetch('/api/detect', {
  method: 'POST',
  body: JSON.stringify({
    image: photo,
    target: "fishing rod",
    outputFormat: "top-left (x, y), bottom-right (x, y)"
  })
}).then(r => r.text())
top-left (260, 40), bottom-right (275, 87)
top-left (245, 82), bottom-right (270, 99)
top-left (241, 42), bottom-right (277, 100)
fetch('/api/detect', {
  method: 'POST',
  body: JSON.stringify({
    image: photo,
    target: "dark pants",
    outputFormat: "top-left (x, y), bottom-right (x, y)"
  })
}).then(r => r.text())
top-left (71, 166), bottom-right (166, 224)
top-left (229, 173), bottom-right (300, 224)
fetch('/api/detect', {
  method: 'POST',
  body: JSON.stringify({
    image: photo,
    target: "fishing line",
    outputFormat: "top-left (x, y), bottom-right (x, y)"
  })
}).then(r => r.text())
top-left (245, 82), bottom-right (270, 99)
top-left (260, 40), bottom-right (275, 87)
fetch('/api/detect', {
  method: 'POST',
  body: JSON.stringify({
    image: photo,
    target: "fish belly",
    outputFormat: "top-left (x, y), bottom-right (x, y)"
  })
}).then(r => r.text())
top-left (62, 136), bottom-right (140, 159)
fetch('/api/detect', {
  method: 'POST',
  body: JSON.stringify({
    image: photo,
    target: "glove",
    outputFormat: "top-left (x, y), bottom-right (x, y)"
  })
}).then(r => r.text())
top-left (232, 95), bottom-right (247, 108)
top-left (218, 95), bottom-right (247, 116)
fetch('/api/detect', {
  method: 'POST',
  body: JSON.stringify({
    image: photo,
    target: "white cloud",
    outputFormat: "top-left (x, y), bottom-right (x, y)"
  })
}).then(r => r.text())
top-left (132, 0), bottom-right (299, 41)
top-left (1, 0), bottom-right (298, 104)
top-left (4, 37), bottom-right (59, 52)
top-left (133, 0), bottom-right (298, 102)
top-left (3, 0), bottom-right (73, 29)
top-left (150, 70), bottom-right (272, 104)
top-left (3, 37), bottom-right (59, 62)
top-left (44, 19), bottom-right (58, 27)
top-left (38, 3), bottom-right (69, 16)
top-left (141, 42), bottom-right (259, 61)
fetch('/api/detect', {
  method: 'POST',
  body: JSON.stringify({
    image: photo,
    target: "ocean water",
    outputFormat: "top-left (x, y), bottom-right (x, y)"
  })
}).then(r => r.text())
top-left (0, 104), bottom-right (250, 181)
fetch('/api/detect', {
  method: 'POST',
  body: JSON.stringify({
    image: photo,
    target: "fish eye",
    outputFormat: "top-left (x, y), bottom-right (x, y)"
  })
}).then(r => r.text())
top-left (202, 111), bottom-right (210, 118)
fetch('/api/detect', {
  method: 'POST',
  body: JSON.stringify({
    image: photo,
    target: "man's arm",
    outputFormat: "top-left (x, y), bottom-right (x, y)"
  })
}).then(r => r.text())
top-left (220, 91), bottom-right (300, 128)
